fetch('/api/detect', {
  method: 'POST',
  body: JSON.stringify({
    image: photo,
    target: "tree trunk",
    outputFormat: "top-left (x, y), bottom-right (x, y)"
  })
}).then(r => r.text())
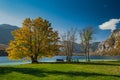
top-left (31, 56), bottom-right (38, 63)
top-left (87, 51), bottom-right (90, 62)
top-left (84, 48), bottom-right (87, 62)
top-left (87, 43), bottom-right (90, 62)
top-left (87, 52), bottom-right (90, 62)
top-left (66, 56), bottom-right (68, 62)
top-left (66, 55), bottom-right (71, 62)
top-left (68, 56), bottom-right (71, 62)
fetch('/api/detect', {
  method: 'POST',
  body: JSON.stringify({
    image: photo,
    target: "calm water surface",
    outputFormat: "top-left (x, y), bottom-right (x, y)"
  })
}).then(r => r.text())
top-left (0, 56), bottom-right (120, 65)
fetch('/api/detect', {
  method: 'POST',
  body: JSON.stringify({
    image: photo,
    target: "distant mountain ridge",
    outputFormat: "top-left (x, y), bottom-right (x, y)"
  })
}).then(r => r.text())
top-left (74, 42), bottom-right (100, 53)
top-left (0, 24), bottom-right (19, 44)
top-left (59, 41), bottom-right (100, 55)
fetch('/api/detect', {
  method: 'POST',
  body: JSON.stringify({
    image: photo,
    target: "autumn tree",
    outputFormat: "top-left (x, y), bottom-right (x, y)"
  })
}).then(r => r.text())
top-left (6, 17), bottom-right (60, 63)
top-left (79, 27), bottom-right (95, 62)
top-left (61, 29), bottom-right (76, 62)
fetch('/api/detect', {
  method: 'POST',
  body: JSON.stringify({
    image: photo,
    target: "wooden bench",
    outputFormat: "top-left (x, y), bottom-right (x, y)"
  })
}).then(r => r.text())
top-left (56, 59), bottom-right (64, 62)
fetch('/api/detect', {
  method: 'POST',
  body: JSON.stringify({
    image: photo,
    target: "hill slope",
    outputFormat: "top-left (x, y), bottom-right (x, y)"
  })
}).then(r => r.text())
top-left (0, 24), bottom-right (19, 44)
top-left (96, 28), bottom-right (120, 55)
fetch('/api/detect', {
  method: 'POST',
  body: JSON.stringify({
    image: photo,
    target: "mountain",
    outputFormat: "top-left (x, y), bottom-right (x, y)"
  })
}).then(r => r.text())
top-left (0, 44), bottom-right (8, 56)
top-left (73, 42), bottom-right (100, 53)
top-left (59, 41), bottom-right (100, 56)
top-left (0, 24), bottom-right (19, 44)
top-left (96, 28), bottom-right (120, 55)
top-left (0, 44), bottom-right (8, 50)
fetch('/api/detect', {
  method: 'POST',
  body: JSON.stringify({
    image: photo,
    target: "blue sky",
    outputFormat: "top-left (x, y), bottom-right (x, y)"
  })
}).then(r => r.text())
top-left (0, 0), bottom-right (120, 42)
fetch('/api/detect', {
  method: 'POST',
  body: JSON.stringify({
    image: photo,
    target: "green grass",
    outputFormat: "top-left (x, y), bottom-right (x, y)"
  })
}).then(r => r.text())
top-left (0, 61), bottom-right (120, 80)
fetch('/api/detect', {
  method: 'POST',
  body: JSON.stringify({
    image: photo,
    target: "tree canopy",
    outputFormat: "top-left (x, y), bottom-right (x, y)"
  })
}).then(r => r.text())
top-left (79, 27), bottom-right (95, 62)
top-left (6, 17), bottom-right (60, 63)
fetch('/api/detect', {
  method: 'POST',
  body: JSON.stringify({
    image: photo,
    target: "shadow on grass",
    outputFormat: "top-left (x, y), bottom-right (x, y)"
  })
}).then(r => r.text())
top-left (77, 62), bottom-right (120, 66)
top-left (0, 67), bottom-right (119, 78)
top-left (38, 61), bottom-right (120, 66)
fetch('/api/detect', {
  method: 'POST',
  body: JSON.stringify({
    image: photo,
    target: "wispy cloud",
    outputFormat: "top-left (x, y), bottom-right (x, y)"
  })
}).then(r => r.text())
top-left (99, 19), bottom-right (120, 31)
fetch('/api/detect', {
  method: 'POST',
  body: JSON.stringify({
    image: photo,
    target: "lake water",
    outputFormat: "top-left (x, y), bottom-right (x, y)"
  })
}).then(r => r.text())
top-left (0, 56), bottom-right (120, 65)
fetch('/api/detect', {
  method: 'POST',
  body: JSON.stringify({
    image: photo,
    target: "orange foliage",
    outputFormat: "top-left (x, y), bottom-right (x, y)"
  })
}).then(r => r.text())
top-left (6, 17), bottom-right (60, 61)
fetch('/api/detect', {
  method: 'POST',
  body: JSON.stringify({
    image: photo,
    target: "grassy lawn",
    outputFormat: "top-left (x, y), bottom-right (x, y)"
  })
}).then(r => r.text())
top-left (0, 61), bottom-right (120, 80)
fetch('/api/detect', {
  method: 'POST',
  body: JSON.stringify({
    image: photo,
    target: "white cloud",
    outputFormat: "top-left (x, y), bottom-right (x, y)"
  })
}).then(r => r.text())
top-left (99, 19), bottom-right (120, 31)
